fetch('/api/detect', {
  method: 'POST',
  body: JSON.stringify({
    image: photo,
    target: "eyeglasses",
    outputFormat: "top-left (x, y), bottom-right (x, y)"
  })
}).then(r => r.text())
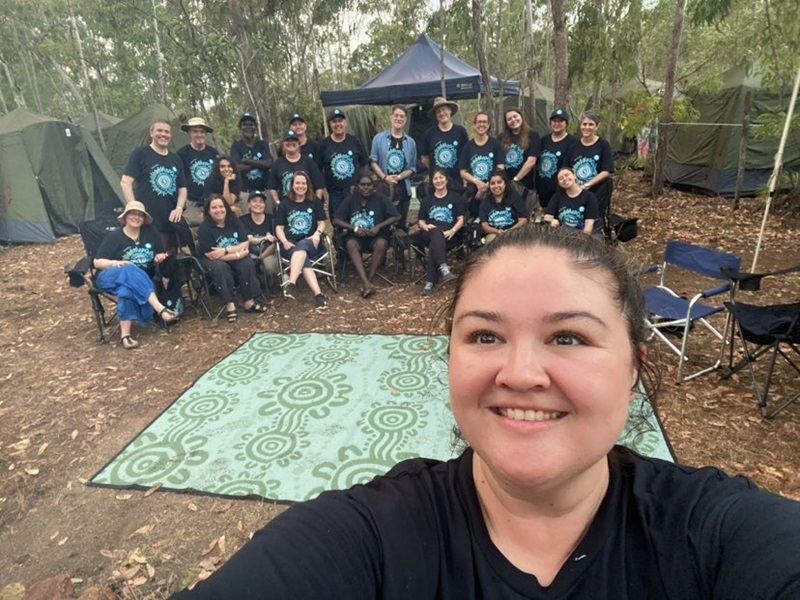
top-left (475, 120), bottom-right (490, 125)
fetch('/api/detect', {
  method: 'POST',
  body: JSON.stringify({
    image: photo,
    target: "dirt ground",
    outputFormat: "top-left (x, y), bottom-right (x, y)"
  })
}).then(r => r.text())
top-left (1, 171), bottom-right (799, 598)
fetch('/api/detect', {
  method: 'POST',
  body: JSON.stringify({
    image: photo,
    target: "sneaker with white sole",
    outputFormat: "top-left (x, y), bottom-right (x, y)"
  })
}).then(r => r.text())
top-left (314, 293), bottom-right (328, 310)
top-left (422, 282), bottom-right (435, 296)
top-left (284, 282), bottom-right (297, 299)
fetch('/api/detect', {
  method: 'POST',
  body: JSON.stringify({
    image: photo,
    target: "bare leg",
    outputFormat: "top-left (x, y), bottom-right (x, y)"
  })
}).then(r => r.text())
top-left (367, 238), bottom-right (389, 282)
top-left (146, 292), bottom-right (178, 323)
top-left (289, 251), bottom-right (307, 284)
top-left (301, 267), bottom-right (323, 296)
top-left (345, 238), bottom-right (371, 293)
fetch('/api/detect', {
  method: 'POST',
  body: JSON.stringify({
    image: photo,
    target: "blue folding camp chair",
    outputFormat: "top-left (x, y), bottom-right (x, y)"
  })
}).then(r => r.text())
top-left (637, 241), bottom-right (741, 383)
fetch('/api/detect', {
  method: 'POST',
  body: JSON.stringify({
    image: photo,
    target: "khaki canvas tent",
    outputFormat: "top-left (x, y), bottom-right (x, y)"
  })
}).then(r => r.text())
top-left (665, 67), bottom-right (800, 196)
top-left (0, 108), bottom-right (125, 244)
top-left (103, 103), bottom-right (191, 175)
top-left (76, 111), bottom-right (122, 132)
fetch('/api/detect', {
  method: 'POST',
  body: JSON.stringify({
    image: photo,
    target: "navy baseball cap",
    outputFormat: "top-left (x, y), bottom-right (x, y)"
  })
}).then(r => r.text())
top-left (239, 112), bottom-right (257, 125)
top-left (550, 109), bottom-right (569, 122)
top-left (282, 130), bottom-right (300, 142)
top-left (290, 113), bottom-right (305, 124)
top-left (327, 109), bottom-right (346, 121)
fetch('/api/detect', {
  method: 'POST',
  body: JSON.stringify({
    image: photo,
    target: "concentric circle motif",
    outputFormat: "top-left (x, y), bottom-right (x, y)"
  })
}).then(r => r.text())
top-left (177, 391), bottom-right (237, 420)
top-left (324, 458), bottom-right (387, 490)
top-left (277, 378), bottom-right (335, 409)
top-left (365, 404), bottom-right (420, 433)
top-left (215, 477), bottom-right (273, 498)
top-left (109, 440), bottom-right (184, 482)
top-left (434, 144), bottom-right (457, 168)
top-left (210, 361), bottom-right (261, 386)
top-left (395, 335), bottom-right (447, 357)
top-left (248, 333), bottom-right (304, 354)
top-left (307, 347), bottom-right (354, 366)
top-left (149, 166), bottom-right (177, 197)
top-left (573, 157), bottom-right (597, 184)
top-left (539, 152), bottom-right (558, 178)
top-left (506, 146), bottom-right (523, 169)
top-left (191, 161), bottom-right (212, 184)
top-left (332, 153), bottom-right (355, 180)
top-left (242, 430), bottom-right (298, 465)
top-left (384, 370), bottom-right (428, 393)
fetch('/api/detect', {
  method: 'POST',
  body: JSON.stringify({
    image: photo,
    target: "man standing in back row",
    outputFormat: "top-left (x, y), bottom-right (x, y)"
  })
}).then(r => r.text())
top-left (370, 105), bottom-right (417, 231)
top-left (421, 97), bottom-right (469, 196)
top-left (177, 116), bottom-right (218, 228)
top-left (317, 109), bottom-right (369, 220)
top-left (230, 112), bottom-right (273, 212)
top-left (121, 119), bottom-right (194, 253)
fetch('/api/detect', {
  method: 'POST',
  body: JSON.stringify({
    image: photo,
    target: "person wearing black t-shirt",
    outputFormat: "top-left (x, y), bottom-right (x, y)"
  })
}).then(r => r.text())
top-left (536, 108), bottom-right (577, 211)
top-left (93, 202), bottom-right (179, 349)
top-left (288, 113), bottom-right (320, 161)
top-left (332, 171), bottom-right (400, 298)
top-left (544, 167), bottom-right (600, 234)
top-left (268, 131), bottom-right (325, 208)
top-left (206, 156), bottom-right (242, 216)
top-left (197, 195), bottom-right (269, 322)
top-left (121, 119), bottom-right (194, 254)
top-left (175, 226), bottom-right (800, 599)
top-left (459, 112), bottom-right (506, 218)
top-left (478, 170), bottom-right (528, 244)
top-left (421, 97), bottom-right (469, 194)
top-left (566, 111), bottom-right (615, 235)
top-left (500, 107), bottom-right (541, 215)
top-left (415, 167), bottom-right (464, 296)
top-left (230, 112), bottom-right (273, 207)
top-left (177, 116), bottom-right (219, 227)
top-left (317, 109), bottom-right (368, 221)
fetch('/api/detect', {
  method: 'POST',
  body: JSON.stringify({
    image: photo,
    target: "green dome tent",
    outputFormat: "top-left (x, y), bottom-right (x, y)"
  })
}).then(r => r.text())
top-left (103, 103), bottom-right (191, 175)
top-left (76, 111), bottom-right (122, 132)
top-left (0, 108), bottom-right (125, 244)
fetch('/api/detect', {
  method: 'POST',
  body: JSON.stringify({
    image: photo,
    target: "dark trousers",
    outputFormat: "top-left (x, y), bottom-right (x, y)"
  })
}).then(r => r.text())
top-left (391, 185), bottom-right (411, 231)
top-left (415, 229), bottom-right (450, 284)
top-left (200, 256), bottom-right (263, 303)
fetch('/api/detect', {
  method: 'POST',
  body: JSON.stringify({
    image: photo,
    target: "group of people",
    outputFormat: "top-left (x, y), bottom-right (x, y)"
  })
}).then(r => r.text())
top-left (96, 98), bottom-right (617, 345)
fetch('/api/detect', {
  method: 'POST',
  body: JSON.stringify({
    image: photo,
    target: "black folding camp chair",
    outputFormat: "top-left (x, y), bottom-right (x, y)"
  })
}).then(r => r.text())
top-left (720, 265), bottom-right (800, 419)
top-left (636, 240), bottom-right (741, 383)
top-left (408, 230), bottom-right (470, 285)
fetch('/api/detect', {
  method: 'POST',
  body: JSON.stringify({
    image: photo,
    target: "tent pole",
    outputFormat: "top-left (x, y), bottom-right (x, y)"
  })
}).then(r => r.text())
top-left (751, 66), bottom-right (800, 272)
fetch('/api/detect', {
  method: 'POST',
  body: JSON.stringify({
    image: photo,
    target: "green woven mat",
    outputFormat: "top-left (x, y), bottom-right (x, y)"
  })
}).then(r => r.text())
top-left (90, 333), bottom-right (673, 502)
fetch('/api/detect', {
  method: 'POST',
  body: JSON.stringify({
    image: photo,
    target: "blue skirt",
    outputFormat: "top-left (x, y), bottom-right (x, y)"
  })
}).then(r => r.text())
top-left (96, 265), bottom-right (155, 326)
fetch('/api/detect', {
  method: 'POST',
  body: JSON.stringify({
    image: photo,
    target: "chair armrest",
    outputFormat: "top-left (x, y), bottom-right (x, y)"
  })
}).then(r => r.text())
top-left (700, 283), bottom-right (732, 299)
top-left (632, 264), bottom-right (659, 277)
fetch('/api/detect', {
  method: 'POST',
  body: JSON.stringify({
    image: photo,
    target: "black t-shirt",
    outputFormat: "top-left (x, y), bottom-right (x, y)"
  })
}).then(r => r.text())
top-left (230, 139), bottom-right (272, 192)
top-left (566, 137), bottom-right (615, 186)
top-left (95, 225), bottom-right (164, 278)
top-left (123, 146), bottom-right (187, 232)
top-left (386, 136), bottom-right (406, 175)
top-left (458, 138), bottom-right (506, 183)
top-left (317, 134), bottom-right (369, 193)
top-left (274, 199), bottom-right (326, 242)
top-left (536, 134), bottom-right (577, 202)
top-left (279, 139), bottom-right (321, 161)
top-left (333, 193), bottom-right (399, 237)
top-left (239, 213), bottom-right (274, 257)
top-left (207, 172), bottom-right (242, 199)
top-left (176, 144), bottom-right (219, 203)
top-left (418, 191), bottom-right (465, 229)
top-left (197, 219), bottom-right (248, 255)
top-left (177, 448), bottom-right (800, 599)
top-left (421, 124), bottom-right (470, 190)
top-left (545, 189), bottom-right (600, 231)
top-left (501, 131), bottom-right (541, 187)
top-left (268, 156), bottom-right (325, 201)
top-left (479, 194), bottom-right (527, 230)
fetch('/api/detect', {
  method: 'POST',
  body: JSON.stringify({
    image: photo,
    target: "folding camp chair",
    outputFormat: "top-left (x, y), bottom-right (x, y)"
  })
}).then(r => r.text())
top-left (408, 229), bottom-right (470, 285)
top-left (720, 265), bottom-right (800, 419)
top-left (277, 235), bottom-right (338, 297)
top-left (636, 240), bottom-right (741, 383)
top-left (335, 229), bottom-right (402, 287)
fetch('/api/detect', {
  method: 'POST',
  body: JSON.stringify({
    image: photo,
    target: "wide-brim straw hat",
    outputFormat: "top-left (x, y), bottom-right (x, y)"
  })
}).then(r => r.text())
top-left (181, 116), bottom-right (214, 133)
top-left (118, 201), bottom-right (153, 225)
top-left (429, 97), bottom-right (459, 117)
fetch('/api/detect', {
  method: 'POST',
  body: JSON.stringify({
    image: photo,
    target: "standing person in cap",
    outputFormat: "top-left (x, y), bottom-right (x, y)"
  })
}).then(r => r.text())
top-left (317, 108), bottom-right (369, 221)
top-left (93, 201), bottom-right (180, 350)
top-left (121, 119), bottom-right (195, 255)
top-left (177, 117), bottom-right (219, 228)
top-left (230, 112), bottom-right (273, 211)
top-left (535, 109), bottom-right (577, 212)
top-left (369, 105), bottom-right (417, 231)
top-left (459, 111), bottom-right (505, 218)
top-left (288, 113), bottom-right (320, 160)
top-left (269, 130), bottom-right (325, 207)
top-left (420, 97), bottom-right (469, 196)
top-left (565, 111), bottom-right (615, 238)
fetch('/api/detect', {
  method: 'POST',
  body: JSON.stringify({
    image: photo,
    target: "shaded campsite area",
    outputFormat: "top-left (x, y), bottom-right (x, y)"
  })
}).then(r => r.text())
top-left (0, 171), bottom-right (798, 598)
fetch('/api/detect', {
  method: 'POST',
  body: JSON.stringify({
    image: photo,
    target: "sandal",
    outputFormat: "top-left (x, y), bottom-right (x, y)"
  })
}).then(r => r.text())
top-left (121, 335), bottom-right (139, 350)
top-left (226, 309), bottom-right (238, 323)
top-left (244, 302), bottom-right (269, 313)
top-left (361, 286), bottom-right (375, 299)
top-left (159, 307), bottom-right (179, 324)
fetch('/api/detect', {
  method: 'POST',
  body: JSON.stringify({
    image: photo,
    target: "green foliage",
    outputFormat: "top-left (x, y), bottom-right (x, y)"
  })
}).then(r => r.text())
top-left (615, 90), bottom-right (700, 134)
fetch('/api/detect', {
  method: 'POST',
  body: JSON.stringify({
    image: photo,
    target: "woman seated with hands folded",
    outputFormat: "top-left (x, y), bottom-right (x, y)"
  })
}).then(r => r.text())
top-left (478, 169), bottom-right (528, 244)
top-left (197, 194), bottom-right (270, 323)
top-left (176, 226), bottom-right (800, 599)
top-left (93, 201), bottom-right (179, 350)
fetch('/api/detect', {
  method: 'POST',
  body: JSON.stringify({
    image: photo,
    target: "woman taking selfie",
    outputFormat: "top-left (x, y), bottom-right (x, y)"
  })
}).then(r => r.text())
top-left (176, 227), bottom-right (800, 599)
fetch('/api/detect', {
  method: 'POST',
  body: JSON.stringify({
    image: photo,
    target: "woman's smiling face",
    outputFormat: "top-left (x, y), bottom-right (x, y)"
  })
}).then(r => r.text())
top-left (448, 245), bottom-right (639, 491)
